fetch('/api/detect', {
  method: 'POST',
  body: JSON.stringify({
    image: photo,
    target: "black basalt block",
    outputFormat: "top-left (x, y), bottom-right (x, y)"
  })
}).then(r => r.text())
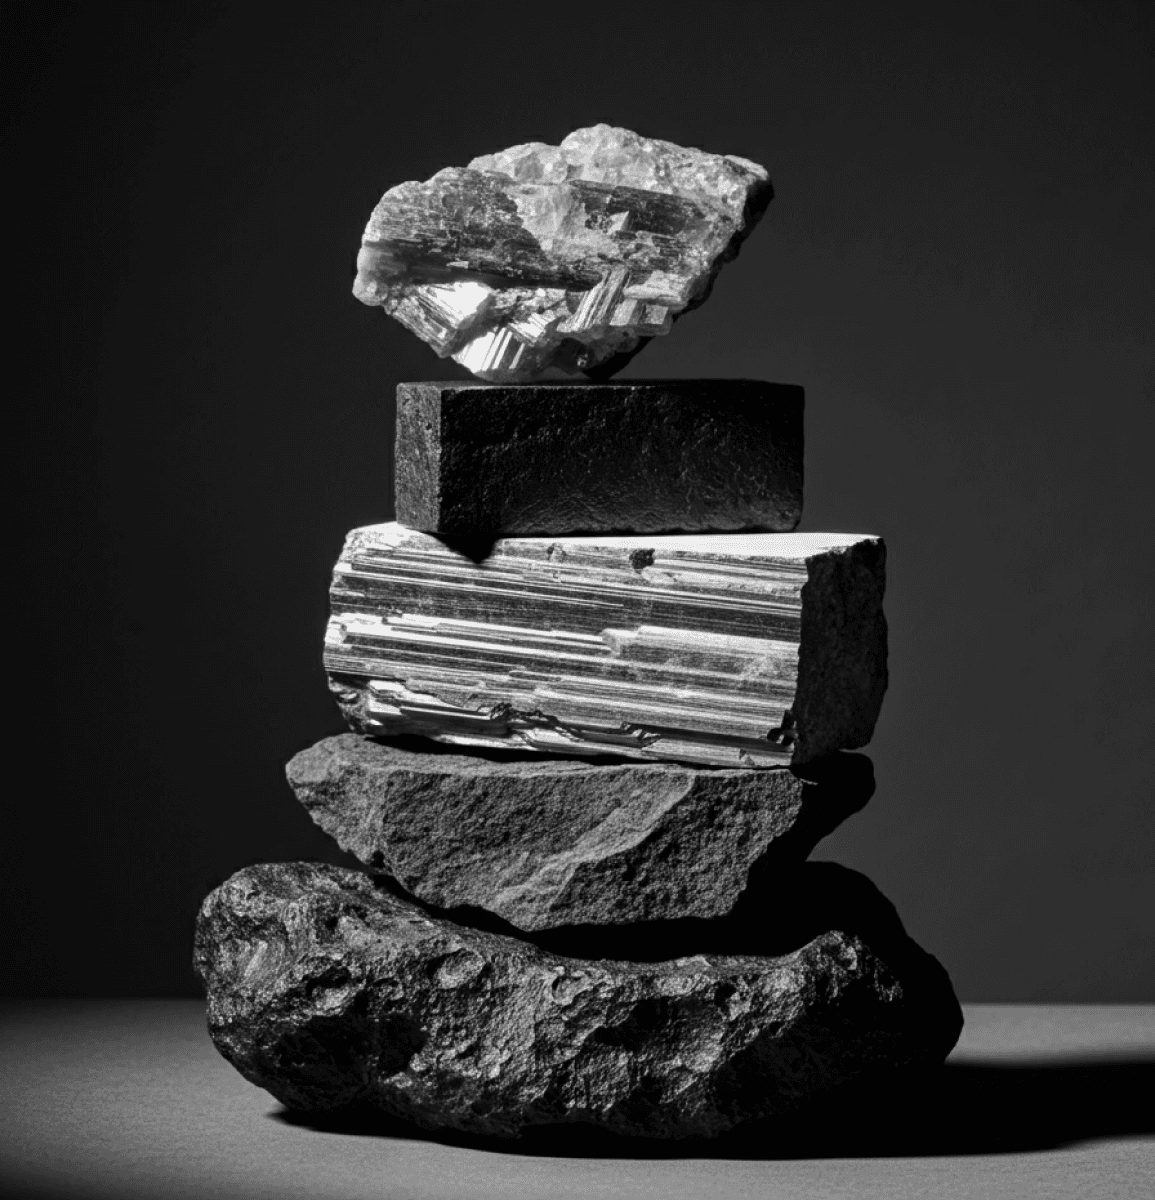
top-left (394, 380), bottom-right (803, 538)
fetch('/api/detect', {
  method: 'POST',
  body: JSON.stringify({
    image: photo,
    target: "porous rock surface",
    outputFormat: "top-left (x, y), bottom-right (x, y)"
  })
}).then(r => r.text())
top-left (286, 734), bottom-right (873, 930)
top-left (394, 380), bottom-right (804, 538)
top-left (194, 861), bottom-right (962, 1139)
top-left (353, 125), bottom-right (771, 381)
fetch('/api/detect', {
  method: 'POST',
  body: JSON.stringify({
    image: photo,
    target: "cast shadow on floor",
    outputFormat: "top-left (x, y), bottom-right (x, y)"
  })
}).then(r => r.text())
top-left (274, 1055), bottom-right (1155, 1160)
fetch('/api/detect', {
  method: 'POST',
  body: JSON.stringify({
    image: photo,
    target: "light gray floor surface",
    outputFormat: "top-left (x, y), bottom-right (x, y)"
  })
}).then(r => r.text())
top-left (1, 1000), bottom-right (1152, 1200)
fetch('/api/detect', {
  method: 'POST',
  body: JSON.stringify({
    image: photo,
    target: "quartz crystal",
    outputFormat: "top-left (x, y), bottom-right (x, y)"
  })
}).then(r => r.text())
top-left (353, 126), bottom-right (772, 381)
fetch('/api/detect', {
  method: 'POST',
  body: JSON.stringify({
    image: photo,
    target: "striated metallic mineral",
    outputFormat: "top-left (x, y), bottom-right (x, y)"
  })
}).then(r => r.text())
top-left (195, 861), bottom-right (962, 1139)
top-left (286, 734), bottom-right (874, 930)
top-left (325, 524), bottom-right (888, 769)
top-left (353, 125), bottom-right (772, 381)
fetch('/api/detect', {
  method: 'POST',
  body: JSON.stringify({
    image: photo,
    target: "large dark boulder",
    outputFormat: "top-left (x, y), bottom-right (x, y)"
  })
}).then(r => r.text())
top-left (195, 861), bottom-right (961, 1139)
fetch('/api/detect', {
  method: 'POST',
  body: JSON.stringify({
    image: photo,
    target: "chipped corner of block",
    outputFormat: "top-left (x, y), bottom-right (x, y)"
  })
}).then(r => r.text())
top-left (336, 520), bottom-right (400, 566)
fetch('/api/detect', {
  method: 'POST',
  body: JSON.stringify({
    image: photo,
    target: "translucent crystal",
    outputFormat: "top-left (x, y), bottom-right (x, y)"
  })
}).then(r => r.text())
top-left (353, 125), bottom-right (772, 382)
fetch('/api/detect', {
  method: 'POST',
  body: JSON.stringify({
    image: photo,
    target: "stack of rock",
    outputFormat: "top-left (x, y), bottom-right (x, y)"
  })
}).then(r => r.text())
top-left (195, 126), bottom-right (962, 1141)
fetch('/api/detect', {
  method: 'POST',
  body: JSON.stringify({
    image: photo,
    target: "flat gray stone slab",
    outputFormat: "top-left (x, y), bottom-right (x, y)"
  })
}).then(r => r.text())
top-left (326, 524), bottom-right (888, 768)
top-left (194, 861), bottom-right (962, 1140)
top-left (287, 734), bottom-right (873, 931)
top-left (394, 380), bottom-right (803, 539)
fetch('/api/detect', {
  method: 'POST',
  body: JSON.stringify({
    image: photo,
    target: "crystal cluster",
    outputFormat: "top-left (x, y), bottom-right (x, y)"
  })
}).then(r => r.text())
top-left (353, 125), bottom-right (772, 381)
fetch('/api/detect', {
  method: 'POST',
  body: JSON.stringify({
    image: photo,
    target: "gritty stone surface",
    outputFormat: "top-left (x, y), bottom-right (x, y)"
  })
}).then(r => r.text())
top-left (326, 525), bottom-right (888, 769)
top-left (394, 380), bottom-right (803, 538)
top-left (286, 734), bottom-right (873, 930)
top-left (194, 861), bottom-right (962, 1140)
top-left (353, 125), bottom-right (771, 381)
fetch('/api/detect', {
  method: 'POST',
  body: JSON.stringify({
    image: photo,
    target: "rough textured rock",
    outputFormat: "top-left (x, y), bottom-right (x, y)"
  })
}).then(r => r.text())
top-left (194, 861), bottom-right (962, 1139)
top-left (353, 125), bottom-right (771, 381)
top-left (395, 380), bottom-right (803, 538)
top-left (286, 734), bottom-right (873, 930)
top-left (326, 524), bottom-right (888, 768)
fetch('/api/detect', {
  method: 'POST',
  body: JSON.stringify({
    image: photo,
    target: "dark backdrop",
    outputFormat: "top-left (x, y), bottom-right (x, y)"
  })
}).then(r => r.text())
top-left (7, 1), bottom-right (1152, 999)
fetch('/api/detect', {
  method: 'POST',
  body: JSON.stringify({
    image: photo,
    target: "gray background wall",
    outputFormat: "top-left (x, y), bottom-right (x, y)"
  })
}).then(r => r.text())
top-left (7, 1), bottom-right (1152, 999)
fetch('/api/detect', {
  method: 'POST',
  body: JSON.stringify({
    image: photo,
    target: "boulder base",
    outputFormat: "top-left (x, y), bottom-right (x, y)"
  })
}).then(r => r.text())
top-left (194, 861), bottom-right (962, 1140)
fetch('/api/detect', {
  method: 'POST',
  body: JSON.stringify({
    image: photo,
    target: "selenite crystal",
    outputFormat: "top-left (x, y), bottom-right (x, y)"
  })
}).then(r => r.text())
top-left (353, 126), bottom-right (772, 382)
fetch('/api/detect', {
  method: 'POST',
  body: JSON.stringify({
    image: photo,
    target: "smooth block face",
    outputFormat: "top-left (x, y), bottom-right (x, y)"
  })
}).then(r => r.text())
top-left (194, 862), bottom-right (962, 1139)
top-left (324, 524), bottom-right (888, 768)
top-left (286, 734), bottom-right (874, 931)
top-left (395, 380), bottom-right (803, 538)
top-left (353, 124), bottom-right (771, 381)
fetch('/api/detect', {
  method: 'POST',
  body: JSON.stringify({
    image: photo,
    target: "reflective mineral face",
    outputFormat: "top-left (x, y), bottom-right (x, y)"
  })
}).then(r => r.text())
top-left (353, 125), bottom-right (772, 381)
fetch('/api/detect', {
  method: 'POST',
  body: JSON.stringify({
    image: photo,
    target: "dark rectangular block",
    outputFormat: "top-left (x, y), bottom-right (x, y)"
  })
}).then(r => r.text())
top-left (394, 379), bottom-right (803, 537)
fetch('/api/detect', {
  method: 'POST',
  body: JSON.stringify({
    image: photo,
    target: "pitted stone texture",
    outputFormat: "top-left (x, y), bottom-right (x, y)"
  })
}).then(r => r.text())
top-left (194, 862), bottom-right (962, 1140)
top-left (395, 380), bottom-right (803, 538)
top-left (353, 125), bottom-right (771, 381)
top-left (286, 735), bottom-right (872, 931)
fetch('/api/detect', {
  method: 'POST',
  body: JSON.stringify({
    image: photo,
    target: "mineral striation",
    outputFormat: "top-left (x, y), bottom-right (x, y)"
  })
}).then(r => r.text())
top-left (194, 861), bottom-right (962, 1139)
top-left (395, 380), bottom-right (803, 538)
top-left (286, 734), bottom-right (874, 930)
top-left (325, 524), bottom-right (888, 768)
top-left (353, 125), bottom-right (772, 381)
